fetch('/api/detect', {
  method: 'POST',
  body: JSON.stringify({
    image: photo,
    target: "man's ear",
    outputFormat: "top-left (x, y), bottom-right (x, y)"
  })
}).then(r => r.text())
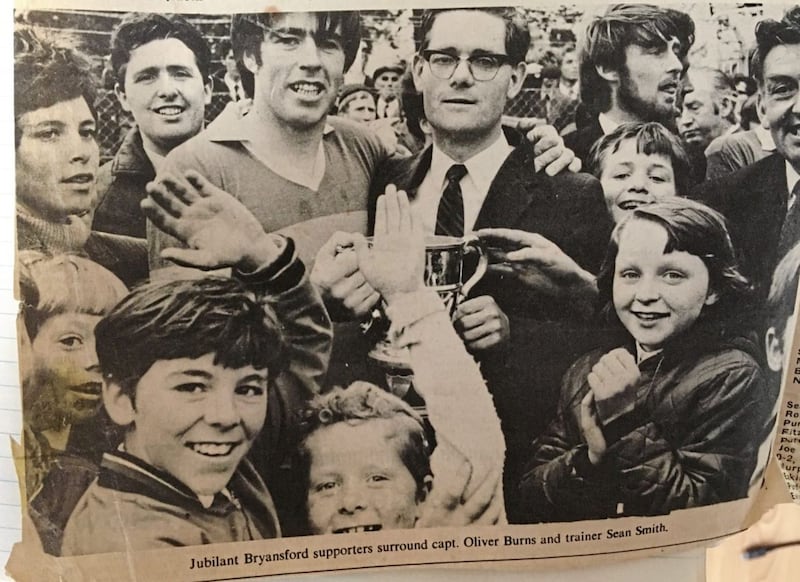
top-left (242, 50), bottom-right (259, 75)
top-left (412, 54), bottom-right (425, 89)
top-left (766, 326), bottom-right (786, 373)
top-left (203, 77), bottom-right (213, 106)
top-left (704, 290), bottom-right (719, 306)
top-left (114, 83), bottom-right (132, 113)
top-left (720, 95), bottom-right (735, 120)
top-left (595, 64), bottom-right (620, 83)
top-left (507, 61), bottom-right (527, 100)
top-left (103, 379), bottom-right (136, 427)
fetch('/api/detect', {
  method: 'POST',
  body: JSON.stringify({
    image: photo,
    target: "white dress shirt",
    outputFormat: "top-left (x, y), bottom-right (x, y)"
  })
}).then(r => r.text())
top-left (413, 133), bottom-right (515, 234)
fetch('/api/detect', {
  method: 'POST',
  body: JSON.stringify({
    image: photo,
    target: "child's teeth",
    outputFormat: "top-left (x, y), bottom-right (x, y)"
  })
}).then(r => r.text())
top-left (191, 443), bottom-right (234, 456)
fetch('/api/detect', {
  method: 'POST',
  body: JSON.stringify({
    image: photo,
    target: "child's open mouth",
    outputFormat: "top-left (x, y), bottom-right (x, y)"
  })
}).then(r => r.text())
top-left (186, 442), bottom-right (240, 457)
top-left (332, 525), bottom-right (382, 534)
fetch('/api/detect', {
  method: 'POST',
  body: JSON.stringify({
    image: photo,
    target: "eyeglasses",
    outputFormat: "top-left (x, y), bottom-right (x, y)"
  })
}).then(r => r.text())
top-left (420, 50), bottom-right (511, 81)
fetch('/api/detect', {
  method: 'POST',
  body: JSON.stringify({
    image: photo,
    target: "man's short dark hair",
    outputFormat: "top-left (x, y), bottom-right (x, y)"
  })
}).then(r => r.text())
top-left (579, 4), bottom-right (695, 114)
top-left (109, 13), bottom-right (211, 87)
top-left (752, 6), bottom-right (800, 87)
top-left (95, 277), bottom-right (285, 401)
top-left (418, 8), bottom-right (531, 66)
top-left (14, 27), bottom-right (98, 145)
top-left (230, 12), bottom-right (361, 74)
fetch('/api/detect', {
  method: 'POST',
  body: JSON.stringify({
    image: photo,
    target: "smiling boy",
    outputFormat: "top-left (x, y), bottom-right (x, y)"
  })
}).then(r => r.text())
top-left (60, 277), bottom-right (284, 553)
top-left (61, 171), bottom-right (332, 553)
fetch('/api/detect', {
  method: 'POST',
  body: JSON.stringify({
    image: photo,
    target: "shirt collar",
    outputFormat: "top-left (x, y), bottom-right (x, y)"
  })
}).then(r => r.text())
top-left (755, 125), bottom-right (776, 151)
top-left (429, 132), bottom-right (514, 195)
top-left (598, 112), bottom-right (620, 135)
top-left (635, 343), bottom-right (663, 365)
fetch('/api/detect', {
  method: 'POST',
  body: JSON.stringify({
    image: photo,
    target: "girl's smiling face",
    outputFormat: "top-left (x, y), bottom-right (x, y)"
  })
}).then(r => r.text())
top-left (613, 219), bottom-right (717, 352)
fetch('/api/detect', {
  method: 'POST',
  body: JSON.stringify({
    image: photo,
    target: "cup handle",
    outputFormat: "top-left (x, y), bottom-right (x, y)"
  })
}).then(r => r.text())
top-left (460, 234), bottom-right (488, 298)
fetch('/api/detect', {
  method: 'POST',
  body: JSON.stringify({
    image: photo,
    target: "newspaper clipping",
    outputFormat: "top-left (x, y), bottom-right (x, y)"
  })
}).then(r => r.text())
top-left (7, 0), bottom-right (800, 580)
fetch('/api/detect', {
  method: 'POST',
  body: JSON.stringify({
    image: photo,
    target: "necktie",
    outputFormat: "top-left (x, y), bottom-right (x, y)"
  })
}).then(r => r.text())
top-left (778, 181), bottom-right (800, 259)
top-left (435, 164), bottom-right (468, 237)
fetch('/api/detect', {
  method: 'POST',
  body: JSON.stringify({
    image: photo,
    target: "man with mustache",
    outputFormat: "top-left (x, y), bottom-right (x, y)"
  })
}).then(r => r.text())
top-left (93, 13), bottom-right (213, 239)
top-left (564, 4), bottom-right (695, 166)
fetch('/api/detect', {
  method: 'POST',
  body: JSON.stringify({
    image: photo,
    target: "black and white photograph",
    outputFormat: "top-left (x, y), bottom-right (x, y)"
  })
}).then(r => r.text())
top-left (7, 0), bottom-right (800, 579)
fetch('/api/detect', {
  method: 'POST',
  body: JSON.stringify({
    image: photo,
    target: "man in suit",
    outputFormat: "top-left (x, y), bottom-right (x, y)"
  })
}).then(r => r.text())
top-left (565, 4), bottom-right (695, 166)
top-left (692, 7), bottom-right (800, 302)
top-left (368, 7), bottom-right (613, 521)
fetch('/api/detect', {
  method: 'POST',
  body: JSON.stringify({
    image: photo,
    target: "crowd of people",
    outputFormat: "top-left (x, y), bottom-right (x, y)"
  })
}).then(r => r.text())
top-left (13, 4), bottom-right (799, 557)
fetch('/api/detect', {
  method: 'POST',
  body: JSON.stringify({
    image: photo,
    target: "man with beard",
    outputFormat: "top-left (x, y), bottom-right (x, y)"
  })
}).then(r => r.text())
top-left (564, 4), bottom-right (695, 166)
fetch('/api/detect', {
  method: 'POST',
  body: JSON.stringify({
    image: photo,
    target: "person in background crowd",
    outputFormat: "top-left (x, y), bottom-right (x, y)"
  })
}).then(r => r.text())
top-left (14, 28), bottom-right (147, 288)
top-left (547, 45), bottom-right (580, 132)
top-left (92, 13), bottom-right (212, 239)
top-left (693, 6), bottom-right (800, 301)
top-left (216, 39), bottom-right (248, 104)
top-left (733, 73), bottom-right (758, 127)
top-left (372, 62), bottom-right (404, 119)
top-left (587, 122), bottom-right (692, 223)
top-left (678, 67), bottom-right (737, 153)
top-left (336, 84), bottom-right (377, 124)
top-left (366, 6), bottom-right (611, 521)
top-left (518, 198), bottom-right (774, 522)
top-left (335, 83), bottom-right (408, 155)
top-left (704, 92), bottom-right (777, 180)
top-left (565, 4), bottom-right (695, 166)
top-left (19, 252), bottom-right (128, 556)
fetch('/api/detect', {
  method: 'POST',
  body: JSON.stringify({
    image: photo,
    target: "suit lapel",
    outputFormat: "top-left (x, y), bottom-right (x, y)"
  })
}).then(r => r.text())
top-left (474, 142), bottom-right (546, 230)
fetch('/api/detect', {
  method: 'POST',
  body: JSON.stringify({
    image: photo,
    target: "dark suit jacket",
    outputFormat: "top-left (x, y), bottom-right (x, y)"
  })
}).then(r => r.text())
top-left (691, 152), bottom-right (787, 301)
top-left (370, 132), bottom-right (614, 520)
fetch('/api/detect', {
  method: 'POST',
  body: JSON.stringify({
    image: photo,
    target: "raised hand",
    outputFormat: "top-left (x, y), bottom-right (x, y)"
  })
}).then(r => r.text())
top-left (515, 120), bottom-right (581, 175)
top-left (587, 348), bottom-right (642, 424)
top-left (357, 185), bottom-right (425, 305)
top-left (417, 465), bottom-right (503, 527)
top-left (142, 170), bottom-right (281, 271)
top-left (453, 295), bottom-right (510, 352)
top-left (477, 228), bottom-right (597, 301)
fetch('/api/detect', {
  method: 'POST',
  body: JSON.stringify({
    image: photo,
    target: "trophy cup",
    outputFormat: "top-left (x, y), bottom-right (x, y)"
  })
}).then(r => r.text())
top-left (367, 234), bottom-right (488, 397)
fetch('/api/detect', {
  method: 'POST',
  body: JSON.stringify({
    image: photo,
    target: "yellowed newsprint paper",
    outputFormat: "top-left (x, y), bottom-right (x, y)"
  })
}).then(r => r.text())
top-left (7, 0), bottom-right (800, 580)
